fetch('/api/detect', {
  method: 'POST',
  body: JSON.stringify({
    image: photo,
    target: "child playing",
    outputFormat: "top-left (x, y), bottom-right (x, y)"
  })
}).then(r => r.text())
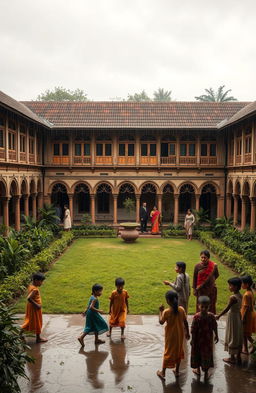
top-left (163, 261), bottom-right (190, 313)
top-left (21, 272), bottom-right (48, 343)
top-left (157, 290), bottom-right (190, 380)
top-left (191, 295), bottom-right (218, 379)
top-left (107, 277), bottom-right (129, 339)
top-left (241, 275), bottom-right (256, 354)
top-left (78, 283), bottom-right (108, 347)
top-left (216, 277), bottom-right (243, 364)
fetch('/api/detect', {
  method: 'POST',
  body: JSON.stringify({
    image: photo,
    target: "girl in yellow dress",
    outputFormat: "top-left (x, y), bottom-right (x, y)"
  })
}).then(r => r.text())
top-left (241, 275), bottom-right (256, 354)
top-left (157, 291), bottom-right (190, 380)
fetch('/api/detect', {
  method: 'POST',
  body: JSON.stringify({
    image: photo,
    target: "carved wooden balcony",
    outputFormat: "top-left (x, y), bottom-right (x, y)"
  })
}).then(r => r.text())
top-left (0, 149), bottom-right (5, 160)
top-left (73, 156), bottom-right (91, 165)
top-left (179, 157), bottom-right (196, 165)
top-left (52, 156), bottom-right (70, 165)
top-left (95, 156), bottom-right (113, 165)
top-left (140, 156), bottom-right (157, 165)
top-left (200, 157), bottom-right (217, 165)
top-left (235, 155), bottom-right (241, 164)
top-left (8, 150), bottom-right (17, 161)
top-left (118, 156), bottom-right (136, 165)
top-left (20, 152), bottom-right (26, 162)
top-left (29, 154), bottom-right (35, 163)
top-left (244, 153), bottom-right (252, 163)
top-left (160, 157), bottom-right (176, 165)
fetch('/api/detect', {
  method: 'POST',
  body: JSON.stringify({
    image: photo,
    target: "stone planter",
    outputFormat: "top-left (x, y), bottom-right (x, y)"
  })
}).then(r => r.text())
top-left (120, 222), bottom-right (140, 243)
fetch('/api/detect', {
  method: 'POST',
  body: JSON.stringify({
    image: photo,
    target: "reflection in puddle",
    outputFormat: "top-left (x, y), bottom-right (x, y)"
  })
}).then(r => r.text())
top-left (79, 346), bottom-right (108, 389)
top-left (191, 378), bottom-right (213, 393)
top-left (109, 339), bottom-right (129, 384)
top-left (25, 345), bottom-right (44, 392)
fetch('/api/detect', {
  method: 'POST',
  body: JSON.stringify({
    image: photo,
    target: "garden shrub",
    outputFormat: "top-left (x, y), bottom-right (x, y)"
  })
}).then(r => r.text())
top-left (199, 231), bottom-right (256, 280)
top-left (221, 227), bottom-right (256, 264)
top-left (162, 229), bottom-right (199, 238)
top-left (72, 228), bottom-right (116, 238)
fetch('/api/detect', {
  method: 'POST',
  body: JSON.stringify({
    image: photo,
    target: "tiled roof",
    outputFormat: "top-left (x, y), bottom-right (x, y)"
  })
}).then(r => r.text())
top-left (217, 101), bottom-right (256, 128)
top-left (21, 101), bottom-right (250, 129)
top-left (0, 91), bottom-right (49, 127)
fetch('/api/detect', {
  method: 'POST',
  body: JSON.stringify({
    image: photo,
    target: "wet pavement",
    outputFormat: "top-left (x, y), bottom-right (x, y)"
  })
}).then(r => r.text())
top-left (19, 315), bottom-right (256, 393)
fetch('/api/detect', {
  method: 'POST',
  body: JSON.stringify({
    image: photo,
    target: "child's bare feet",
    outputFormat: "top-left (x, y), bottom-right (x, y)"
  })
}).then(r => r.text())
top-left (95, 339), bottom-right (105, 344)
top-left (106, 332), bottom-right (111, 337)
top-left (192, 368), bottom-right (201, 376)
top-left (156, 370), bottom-right (165, 380)
top-left (223, 357), bottom-right (235, 364)
top-left (121, 334), bottom-right (126, 340)
top-left (173, 369), bottom-right (180, 377)
top-left (36, 337), bottom-right (48, 343)
top-left (77, 337), bottom-right (84, 347)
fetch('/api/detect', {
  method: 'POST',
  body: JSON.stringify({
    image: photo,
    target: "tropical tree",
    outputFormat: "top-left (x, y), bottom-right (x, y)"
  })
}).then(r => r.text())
top-left (36, 87), bottom-right (88, 101)
top-left (212, 216), bottom-right (233, 237)
top-left (153, 88), bottom-right (172, 101)
top-left (0, 236), bottom-right (30, 276)
top-left (195, 85), bottom-right (237, 102)
top-left (127, 90), bottom-right (151, 102)
top-left (38, 203), bottom-right (60, 232)
top-left (22, 215), bottom-right (37, 230)
top-left (193, 208), bottom-right (211, 227)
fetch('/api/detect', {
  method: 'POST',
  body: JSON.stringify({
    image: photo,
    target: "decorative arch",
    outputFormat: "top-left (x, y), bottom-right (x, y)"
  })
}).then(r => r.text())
top-left (179, 183), bottom-right (196, 214)
top-left (0, 179), bottom-right (8, 197)
top-left (199, 181), bottom-right (220, 195)
top-left (10, 179), bottom-right (19, 196)
top-left (200, 183), bottom-right (217, 219)
top-left (49, 180), bottom-right (70, 194)
top-left (29, 179), bottom-right (37, 195)
top-left (21, 179), bottom-right (28, 195)
top-left (37, 179), bottom-right (42, 193)
top-left (117, 181), bottom-right (137, 194)
top-left (74, 183), bottom-right (90, 216)
top-left (179, 183), bottom-right (196, 194)
top-left (234, 181), bottom-right (241, 195)
top-left (51, 183), bottom-right (69, 217)
top-left (140, 183), bottom-right (157, 212)
top-left (139, 181), bottom-right (159, 194)
top-left (71, 180), bottom-right (92, 194)
top-left (117, 182), bottom-right (136, 221)
top-left (242, 181), bottom-right (251, 227)
top-left (96, 182), bottom-right (113, 215)
top-left (252, 181), bottom-right (256, 198)
top-left (160, 181), bottom-right (177, 194)
top-left (227, 179), bottom-right (233, 194)
top-left (162, 183), bottom-right (175, 223)
top-left (242, 181), bottom-right (250, 196)
top-left (93, 181), bottom-right (114, 195)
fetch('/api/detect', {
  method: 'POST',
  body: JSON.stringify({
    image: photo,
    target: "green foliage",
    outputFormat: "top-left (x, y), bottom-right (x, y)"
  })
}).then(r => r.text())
top-left (0, 301), bottom-right (33, 393)
top-left (22, 215), bottom-right (37, 230)
top-left (72, 228), bottom-right (116, 238)
top-left (221, 227), bottom-right (256, 264)
top-left (0, 232), bottom-right (74, 304)
top-left (153, 88), bottom-right (172, 101)
top-left (38, 204), bottom-right (60, 233)
top-left (36, 86), bottom-right (88, 101)
top-left (73, 224), bottom-right (111, 230)
top-left (195, 85), bottom-right (237, 102)
top-left (162, 229), bottom-right (199, 238)
top-left (123, 198), bottom-right (135, 216)
top-left (80, 213), bottom-right (92, 226)
top-left (0, 236), bottom-right (30, 278)
top-left (198, 232), bottom-right (256, 280)
top-left (212, 216), bottom-right (233, 237)
top-left (127, 90), bottom-right (151, 102)
top-left (193, 208), bottom-right (211, 227)
top-left (14, 227), bottom-right (54, 259)
top-left (127, 88), bottom-right (173, 102)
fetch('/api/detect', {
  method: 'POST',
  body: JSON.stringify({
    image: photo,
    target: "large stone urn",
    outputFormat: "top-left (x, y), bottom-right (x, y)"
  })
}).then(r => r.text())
top-left (120, 222), bottom-right (140, 243)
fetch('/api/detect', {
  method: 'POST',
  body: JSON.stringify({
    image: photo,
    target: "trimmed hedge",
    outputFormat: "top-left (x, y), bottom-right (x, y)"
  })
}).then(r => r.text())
top-left (162, 229), bottom-right (199, 238)
top-left (198, 231), bottom-right (256, 280)
top-left (0, 232), bottom-right (74, 304)
top-left (72, 228), bottom-right (116, 238)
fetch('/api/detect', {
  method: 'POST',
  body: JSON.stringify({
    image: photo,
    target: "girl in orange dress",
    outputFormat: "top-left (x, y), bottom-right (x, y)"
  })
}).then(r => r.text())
top-left (157, 291), bottom-right (190, 380)
top-left (107, 277), bottom-right (129, 339)
top-left (21, 272), bottom-right (48, 343)
top-left (241, 275), bottom-right (256, 354)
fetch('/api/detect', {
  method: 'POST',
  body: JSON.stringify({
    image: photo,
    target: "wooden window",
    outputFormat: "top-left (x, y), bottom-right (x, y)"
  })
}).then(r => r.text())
top-left (8, 132), bottom-right (16, 150)
top-left (180, 143), bottom-right (195, 156)
top-left (8, 120), bottom-right (16, 130)
top-left (62, 143), bottom-right (69, 156)
top-left (29, 138), bottom-right (34, 154)
top-left (119, 143), bottom-right (135, 156)
top-left (75, 143), bottom-right (81, 156)
top-left (54, 143), bottom-right (60, 155)
top-left (0, 129), bottom-right (4, 148)
top-left (96, 143), bottom-right (112, 156)
top-left (119, 143), bottom-right (125, 156)
top-left (128, 143), bottom-right (134, 156)
top-left (96, 143), bottom-right (103, 156)
top-left (236, 138), bottom-right (242, 155)
top-left (84, 143), bottom-right (90, 156)
top-left (200, 143), bottom-right (216, 156)
top-left (141, 143), bottom-right (147, 156)
top-left (20, 134), bottom-right (26, 152)
top-left (245, 136), bottom-right (251, 153)
top-left (105, 143), bottom-right (112, 156)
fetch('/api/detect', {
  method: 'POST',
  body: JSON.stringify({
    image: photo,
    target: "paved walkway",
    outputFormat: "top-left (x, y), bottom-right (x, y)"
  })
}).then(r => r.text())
top-left (19, 315), bottom-right (256, 393)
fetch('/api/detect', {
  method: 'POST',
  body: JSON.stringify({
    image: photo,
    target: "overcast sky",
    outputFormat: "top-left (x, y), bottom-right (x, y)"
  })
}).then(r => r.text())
top-left (0, 0), bottom-right (255, 102)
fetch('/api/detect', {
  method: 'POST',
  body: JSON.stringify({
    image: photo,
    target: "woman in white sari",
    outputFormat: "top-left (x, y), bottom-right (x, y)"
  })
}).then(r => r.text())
top-left (184, 209), bottom-right (195, 240)
top-left (63, 205), bottom-right (71, 231)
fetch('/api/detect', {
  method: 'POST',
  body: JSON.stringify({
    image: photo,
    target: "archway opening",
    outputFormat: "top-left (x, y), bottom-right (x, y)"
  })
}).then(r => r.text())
top-left (96, 183), bottom-right (113, 223)
top-left (74, 183), bottom-right (90, 222)
top-left (243, 182), bottom-right (251, 227)
top-left (117, 183), bottom-right (136, 221)
top-left (9, 181), bottom-right (18, 226)
top-left (235, 182), bottom-right (241, 225)
top-left (140, 184), bottom-right (157, 213)
top-left (200, 184), bottom-right (217, 220)
top-left (0, 181), bottom-right (7, 225)
top-left (162, 184), bottom-right (174, 223)
top-left (179, 184), bottom-right (195, 215)
top-left (51, 183), bottom-right (69, 220)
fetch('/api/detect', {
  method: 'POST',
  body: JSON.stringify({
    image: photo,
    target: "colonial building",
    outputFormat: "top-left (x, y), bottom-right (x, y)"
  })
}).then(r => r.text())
top-left (0, 90), bottom-right (255, 230)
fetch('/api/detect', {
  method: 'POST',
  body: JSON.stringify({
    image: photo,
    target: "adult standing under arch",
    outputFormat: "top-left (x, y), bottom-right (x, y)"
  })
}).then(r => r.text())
top-left (140, 202), bottom-right (149, 233)
top-left (192, 250), bottom-right (219, 314)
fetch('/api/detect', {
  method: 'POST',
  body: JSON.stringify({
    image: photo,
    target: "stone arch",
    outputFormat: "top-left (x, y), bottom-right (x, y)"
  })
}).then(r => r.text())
top-left (21, 179), bottom-right (28, 195)
top-left (117, 181), bottom-right (138, 194)
top-left (29, 179), bottom-right (37, 195)
top-left (162, 183), bottom-right (175, 223)
top-left (20, 179), bottom-right (28, 220)
top-left (177, 181), bottom-right (198, 194)
top-left (242, 181), bottom-right (250, 196)
top-left (37, 178), bottom-right (42, 193)
top-left (198, 181), bottom-right (220, 195)
top-left (9, 178), bottom-right (19, 196)
top-left (49, 180), bottom-right (71, 194)
top-left (234, 181), bottom-right (242, 225)
top-left (9, 180), bottom-right (19, 227)
top-left (242, 181), bottom-right (251, 227)
top-left (160, 181), bottom-right (177, 194)
top-left (96, 182), bottom-right (113, 220)
top-left (139, 181), bottom-right (159, 194)
top-left (234, 180), bottom-right (241, 196)
top-left (93, 181), bottom-right (114, 195)
top-left (71, 180), bottom-right (92, 194)
top-left (178, 183), bottom-right (196, 214)
top-left (200, 183), bottom-right (217, 219)
top-left (74, 183), bottom-right (91, 218)
top-left (117, 182), bottom-right (136, 221)
top-left (51, 183), bottom-right (69, 219)
top-left (140, 183), bottom-right (158, 212)
top-left (227, 179), bottom-right (233, 194)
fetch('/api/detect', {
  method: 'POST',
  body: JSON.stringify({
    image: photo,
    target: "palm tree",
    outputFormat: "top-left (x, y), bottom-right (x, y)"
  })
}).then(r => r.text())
top-left (38, 204), bottom-right (60, 232)
top-left (153, 88), bottom-right (172, 101)
top-left (127, 90), bottom-right (151, 102)
top-left (195, 85), bottom-right (237, 102)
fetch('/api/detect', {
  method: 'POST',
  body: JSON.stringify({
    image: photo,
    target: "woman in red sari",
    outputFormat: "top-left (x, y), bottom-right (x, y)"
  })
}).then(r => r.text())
top-left (150, 206), bottom-right (161, 235)
top-left (192, 250), bottom-right (219, 314)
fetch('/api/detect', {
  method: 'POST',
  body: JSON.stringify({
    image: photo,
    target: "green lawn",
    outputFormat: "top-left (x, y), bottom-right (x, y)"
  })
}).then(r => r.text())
top-left (15, 238), bottom-right (236, 314)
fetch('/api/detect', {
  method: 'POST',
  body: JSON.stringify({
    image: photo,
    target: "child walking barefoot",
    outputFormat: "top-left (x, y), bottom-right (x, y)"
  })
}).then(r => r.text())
top-left (21, 272), bottom-right (48, 343)
top-left (107, 277), bottom-right (129, 339)
top-left (157, 291), bottom-right (190, 380)
top-left (191, 296), bottom-right (218, 380)
top-left (241, 275), bottom-right (256, 354)
top-left (163, 261), bottom-right (190, 313)
top-left (78, 284), bottom-right (108, 347)
top-left (216, 277), bottom-right (243, 364)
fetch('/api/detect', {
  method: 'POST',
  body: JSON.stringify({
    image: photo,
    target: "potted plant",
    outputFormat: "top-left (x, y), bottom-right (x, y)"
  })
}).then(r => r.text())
top-left (120, 197), bottom-right (139, 242)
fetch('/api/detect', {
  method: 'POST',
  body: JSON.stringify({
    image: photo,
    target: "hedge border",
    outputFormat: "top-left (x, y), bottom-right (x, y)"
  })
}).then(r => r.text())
top-left (72, 228), bottom-right (116, 238)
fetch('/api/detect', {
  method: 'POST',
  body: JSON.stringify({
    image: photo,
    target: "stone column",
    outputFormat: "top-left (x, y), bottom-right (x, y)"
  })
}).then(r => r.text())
top-left (90, 194), bottom-right (96, 224)
top-left (157, 194), bottom-right (162, 215)
top-left (136, 194), bottom-right (140, 223)
top-left (32, 193), bottom-right (37, 220)
top-left (226, 193), bottom-right (232, 218)
top-left (176, 136), bottom-right (180, 166)
top-left (241, 196), bottom-right (247, 230)
top-left (68, 194), bottom-right (74, 224)
top-left (157, 135), bottom-right (161, 167)
top-left (250, 197), bottom-right (256, 231)
top-left (196, 135), bottom-right (200, 166)
top-left (113, 194), bottom-right (118, 225)
top-left (135, 134), bottom-right (140, 167)
top-left (37, 192), bottom-right (44, 211)
top-left (14, 195), bottom-right (21, 231)
top-left (195, 194), bottom-right (200, 211)
top-left (91, 134), bottom-right (95, 167)
top-left (233, 195), bottom-right (238, 225)
top-left (174, 194), bottom-right (179, 225)
top-left (113, 134), bottom-right (117, 166)
top-left (24, 194), bottom-right (29, 217)
top-left (44, 194), bottom-right (51, 206)
top-left (217, 195), bottom-right (225, 218)
top-left (2, 197), bottom-right (9, 229)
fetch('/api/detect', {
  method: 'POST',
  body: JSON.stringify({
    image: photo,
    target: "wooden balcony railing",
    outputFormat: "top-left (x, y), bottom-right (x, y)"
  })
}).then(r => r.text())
top-left (20, 152), bottom-right (26, 162)
top-left (140, 156), bottom-right (157, 165)
top-left (52, 156), bottom-right (70, 165)
top-left (29, 154), bottom-right (35, 163)
top-left (200, 157), bottom-right (217, 165)
top-left (228, 156), bottom-right (234, 165)
top-left (235, 155), bottom-right (241, 164)
top-left (95, 156), bottom-right (113, 165)
top-left (0, 149), bottom-right (5, 160)
top-left (8, 150), bottom-right (17, 161)
top-left (161, 157), bottom-right (176, 165)
top-left (179, 157), bottom-right (196, 165)
top-left (118, 156), bottom-right (136, 165)
top-left (73, 156), bottom-right (91, 165)
top-left (244, 153), bottom-right (252, 163)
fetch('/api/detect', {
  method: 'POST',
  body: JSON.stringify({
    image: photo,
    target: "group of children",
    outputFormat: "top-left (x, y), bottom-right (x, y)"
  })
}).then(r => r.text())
top-left (21, 261), bottom-right (256, 382)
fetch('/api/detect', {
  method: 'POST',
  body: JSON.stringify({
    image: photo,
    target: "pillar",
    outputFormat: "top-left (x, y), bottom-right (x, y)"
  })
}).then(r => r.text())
top-left (226, 193), bottom-right (232, 218)
top-left (68, 194), bottom-right (74, 224)
top-left (195, 194), bottom-right (200, 211)
top-left (174, 194), bottom-right (179, 225)
top-left (157, 194), bottom-right (162, 215)
top-left (250, 197), bottom-right (256, 231)
top-left (241, 196), bottom-right (247, 230)
top-left (14, 195), bottom-right (21, 231)
top-left (233, 195), bottom-right (238, 225)
top-left (156, 135), bottom-right (161, 167)
top-left (135, 134), bottom-right (140, 167)
top-left (217, 195), bottom-right (225, 218)
top-left (32, 193), bottom-right (37, 220)
top-left (3, 197), bottom-right (9, 229)
top-left (136, 194), bottom-right (140, 223)
top-left (37, 192), bottom-right (43, 210)
top-left (113, 194), bottom-right (118, 225)
top-left (44, 194), bottom-right (51, 206)
top-left (90, 194), bottom-right (96, 224)
top-left (24, 194), bottom-right (29, 217)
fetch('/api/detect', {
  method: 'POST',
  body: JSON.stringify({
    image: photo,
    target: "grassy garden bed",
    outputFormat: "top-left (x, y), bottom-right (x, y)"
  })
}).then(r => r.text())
top-left (15, 238), bottom-right (236, 314)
